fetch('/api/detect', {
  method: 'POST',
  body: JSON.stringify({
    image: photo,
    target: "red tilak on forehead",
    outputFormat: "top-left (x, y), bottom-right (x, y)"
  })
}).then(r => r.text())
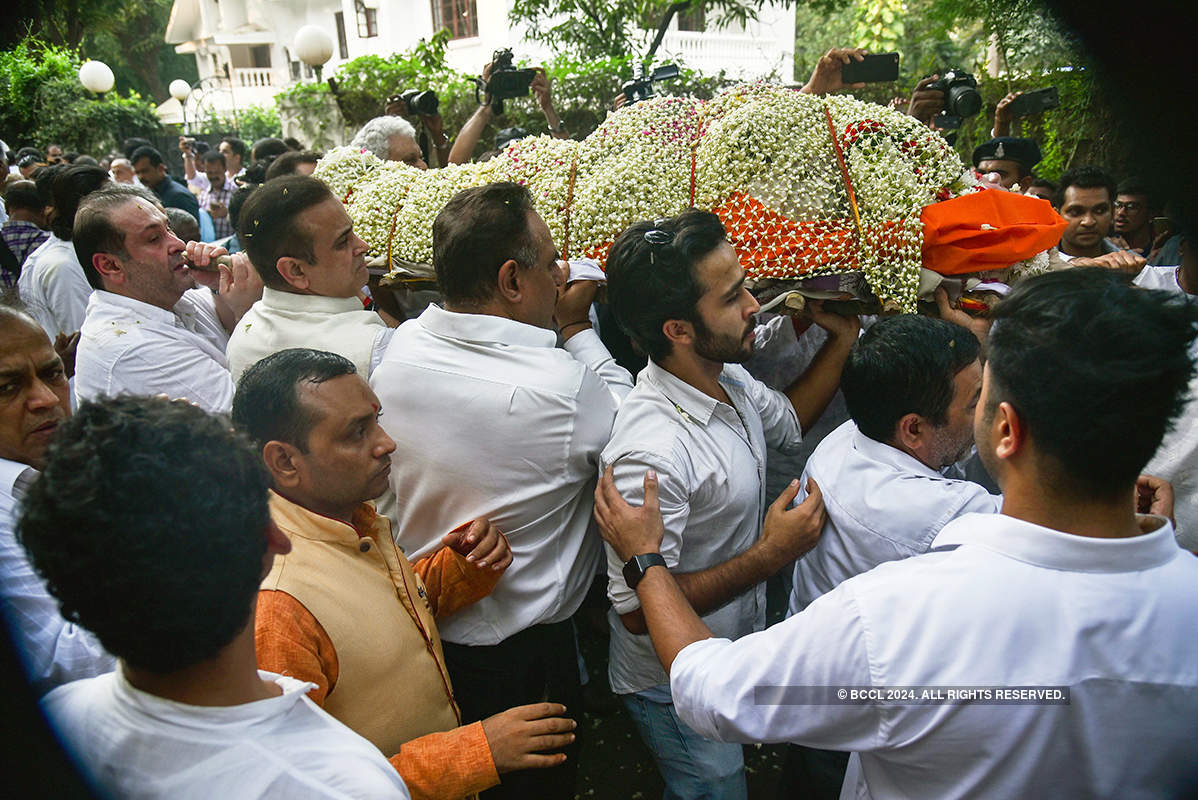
top-left (372, 402), bottom-right (380, 413)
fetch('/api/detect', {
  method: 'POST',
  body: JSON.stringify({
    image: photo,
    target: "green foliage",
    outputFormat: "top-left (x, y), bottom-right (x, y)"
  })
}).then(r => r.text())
top-left (0, 36), bottom-right (162, 154)
top-left (200, 105), bottom-right (283, 143)
top-left (509, 0), bottom-right (769, 61)
top-left (851, 0), bottom-right (905, 53)
top-left (793, 0), bottom-right (1120, 178)
top-left (275, 34), bottom-right (730, 161)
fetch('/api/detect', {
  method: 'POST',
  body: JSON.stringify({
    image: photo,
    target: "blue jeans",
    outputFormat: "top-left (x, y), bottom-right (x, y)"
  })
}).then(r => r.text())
top-left (622, 691), bottom-right (747, 800)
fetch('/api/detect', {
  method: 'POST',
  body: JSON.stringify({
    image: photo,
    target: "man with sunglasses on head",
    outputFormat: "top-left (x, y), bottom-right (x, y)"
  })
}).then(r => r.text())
top-left (598, 210), bottom-right (858, 799)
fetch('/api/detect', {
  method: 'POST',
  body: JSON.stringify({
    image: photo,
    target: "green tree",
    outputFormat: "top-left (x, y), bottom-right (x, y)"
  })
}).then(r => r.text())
top-left (11, 0), bottom-right (194, 102)
top-left (0, 37), bottom-right (161, 154)
top-left (508, 0), bottom-right (781, 61)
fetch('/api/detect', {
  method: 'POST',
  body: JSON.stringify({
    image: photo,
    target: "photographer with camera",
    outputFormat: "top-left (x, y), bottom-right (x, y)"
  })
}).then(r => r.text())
top-left (906, 70), bottom-right (981, 130)
top-left (448, 53), bottom-right (570, 165)
top-left (385, 89), bottom-right (451, 168)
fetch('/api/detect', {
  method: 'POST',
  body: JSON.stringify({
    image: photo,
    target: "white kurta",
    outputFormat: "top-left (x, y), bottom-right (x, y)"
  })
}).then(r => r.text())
top-left (17, 234), bottom-right (92, 338)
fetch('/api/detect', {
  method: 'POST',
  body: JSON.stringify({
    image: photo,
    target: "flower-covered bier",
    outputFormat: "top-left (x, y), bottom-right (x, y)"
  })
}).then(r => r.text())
top-left (315, 85), bottom-right (1056, 311)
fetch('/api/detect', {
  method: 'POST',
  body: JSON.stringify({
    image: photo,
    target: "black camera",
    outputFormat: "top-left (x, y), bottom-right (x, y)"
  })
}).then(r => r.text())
top-left (484, 49), bottom-right (537, 112)
top-left (621, 63), bottom-right (681, 105)
top-left (928, 69), bottom-right (982, 118)
top-left (391, 88), bottom-right (439, 116)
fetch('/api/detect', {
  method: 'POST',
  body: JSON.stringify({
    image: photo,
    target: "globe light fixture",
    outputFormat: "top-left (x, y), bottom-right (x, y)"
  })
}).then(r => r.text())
top-left (169, 79), bottom-right (192, 102)
top-left (293, 26), bottom-right (334, 81)
top-left (79, 60), bottom-right (115, 94)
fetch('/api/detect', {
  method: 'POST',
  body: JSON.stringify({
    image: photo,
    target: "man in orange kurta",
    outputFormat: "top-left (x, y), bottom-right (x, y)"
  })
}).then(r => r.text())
top-left (233, 348), bottom-right (578, 800)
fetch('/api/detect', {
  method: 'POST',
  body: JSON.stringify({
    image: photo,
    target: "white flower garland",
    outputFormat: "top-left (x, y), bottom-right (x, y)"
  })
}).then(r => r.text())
top-left (315, 86), bottom-right (973, 310)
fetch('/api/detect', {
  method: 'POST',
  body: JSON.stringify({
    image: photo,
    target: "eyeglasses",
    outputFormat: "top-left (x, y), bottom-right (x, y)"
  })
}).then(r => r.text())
top-left (1113, 201), bottom-right (1144, 212)
top-left (644, 220), bottom-right (674, 264)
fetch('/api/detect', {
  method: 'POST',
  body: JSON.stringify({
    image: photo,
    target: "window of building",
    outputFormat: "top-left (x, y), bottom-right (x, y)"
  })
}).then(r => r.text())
top-left (250, 45), bottom-right (271, 68)
top-left (677, 2), bottom-right (706, 31)
top-left (430, 0), bottom-right (478, 40)
top-left (355, 1), bottom-right (379, 38)
top-left (335, 12), bottom-right (349, 59)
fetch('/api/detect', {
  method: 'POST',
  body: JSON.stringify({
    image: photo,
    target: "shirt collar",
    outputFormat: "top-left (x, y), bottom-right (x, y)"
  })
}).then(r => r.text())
top-left (260, 286), bottom-right (365, 314)
top-left (90, 289), bottom-right (179, 324)
top-left (417, 303), bottom-right (557, 349)
top-left (932, 511), bottom-right (1181, 573)
top-left (850, 424), bottom-right (943, 479)
top-left (641, 360), bottom-right (751, 426)
top-left (268, 490), bottom-right (387, 544)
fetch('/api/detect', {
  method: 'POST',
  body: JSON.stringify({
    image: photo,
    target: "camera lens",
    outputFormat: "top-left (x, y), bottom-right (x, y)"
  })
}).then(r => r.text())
top-left (947, 84), bottom-right (982, 117)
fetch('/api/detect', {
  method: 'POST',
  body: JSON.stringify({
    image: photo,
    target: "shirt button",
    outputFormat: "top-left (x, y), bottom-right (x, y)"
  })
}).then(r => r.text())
top-left (359, 540), bottom-right (371, 553)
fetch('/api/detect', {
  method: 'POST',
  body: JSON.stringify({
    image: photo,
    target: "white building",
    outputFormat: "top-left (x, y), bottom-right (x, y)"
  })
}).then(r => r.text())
top-left (164, 0), bottom-right (795, 129)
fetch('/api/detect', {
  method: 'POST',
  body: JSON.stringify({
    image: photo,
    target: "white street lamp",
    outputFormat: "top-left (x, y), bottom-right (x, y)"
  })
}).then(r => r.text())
top-left (294, 26), bottom-right (333, 82)
top-left (169, 79), bottom-right (192, 133)
top-left (79, 60), bottom-right (115, 94)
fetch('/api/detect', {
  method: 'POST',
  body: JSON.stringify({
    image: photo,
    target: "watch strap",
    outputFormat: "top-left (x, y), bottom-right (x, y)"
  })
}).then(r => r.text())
top-left (623, 552), bottom-right (666, 590)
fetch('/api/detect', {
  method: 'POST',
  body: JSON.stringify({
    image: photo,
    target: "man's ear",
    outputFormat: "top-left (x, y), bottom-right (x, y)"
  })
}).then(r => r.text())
top-left (275, 257), bottom-right (309, 291)
top-left (495, 259), bottom-right (522, 303)
top-left (895, 412), bottom-right (925, 452)
top-left (93, 252), bottom-right (123, 285)
top-left (662, 318), bottom-right (694, 350)
top-left (991, 401), bottom-right (1025, 462)
top-left (263, 441), bottom-right (302, 489)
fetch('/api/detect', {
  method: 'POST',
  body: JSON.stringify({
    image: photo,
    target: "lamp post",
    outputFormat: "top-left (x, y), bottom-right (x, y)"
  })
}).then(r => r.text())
top-left (78, 60), bottom-right (115, 96)
top-left (293, 26), bottom-right (333, 83)
top-left (169, 79), bottom-right (192, 133)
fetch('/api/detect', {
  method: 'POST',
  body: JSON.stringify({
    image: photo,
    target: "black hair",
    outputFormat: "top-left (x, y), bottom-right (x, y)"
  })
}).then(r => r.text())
top-left (221, 137), bottom-right (248, 162)
top-left (73, 184), bottom-right (159, 289)
top-left (227, 185), bottom-right (255, 232)
top-left (841, 315), bottom-right (980, 443)
top-left (15, 146), bottom-right (41, 161)
top-left (201, 150), bottom-right (227, 169)
top-left (986, 267), bottom-right (1198, 499)
top-left (1116, 177), bottom-right (1151, 202)
top-left (122, 137), bottom-right (153, 159)
top-left (232, 348), bottom-right (358, 453)
top-left (1026, 177), bottom-right (1056, 192)
top-left (73, 155), bottom-right (98, 167)
top-left (129, 145), bottom-right (164, 168)
top-left (432, 181), bottom-right (539, 306)
top-left (605, 210), bottom-right (726, 362)
top-left (251, 137), bottom-right (289, 162)
top-left (32, 163), bottom-right (66, 207)
top-left (236, 175), bottom-right (333, 288)
top-left (2, 180), bottom-right (43, 213)
top-left (264, 151), bottom-right (321, 182)
top-left (1053, 165), bottom-right (1116, 209)
top-left (49, 164), bottom-right (110, 241)
top-left (17, 396), bottom-right (272, 674)
top-left (283, 137), bottom-right (304, 151)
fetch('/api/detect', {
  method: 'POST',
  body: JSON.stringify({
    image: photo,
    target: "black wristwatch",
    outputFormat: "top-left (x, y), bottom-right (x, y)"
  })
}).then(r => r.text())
top-left (623, 553), bottom-right (666, 590)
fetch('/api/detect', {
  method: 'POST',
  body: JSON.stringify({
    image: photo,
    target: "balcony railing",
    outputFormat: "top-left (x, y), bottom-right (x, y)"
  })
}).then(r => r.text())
top-left (660, 31), bottom-right (786, 79)
top-left (233, 67), bottom-right (275, 88)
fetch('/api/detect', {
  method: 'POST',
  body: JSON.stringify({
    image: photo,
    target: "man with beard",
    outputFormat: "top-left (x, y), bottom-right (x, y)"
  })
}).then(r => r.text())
top-left (599, 210), bottom-right (856, 798)
top-left (778, 314), bottom-right (997, 799)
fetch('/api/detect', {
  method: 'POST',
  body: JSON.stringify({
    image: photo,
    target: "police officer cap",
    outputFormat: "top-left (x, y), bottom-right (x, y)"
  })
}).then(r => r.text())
top-left (971, 137), bottom-right (1042, 169)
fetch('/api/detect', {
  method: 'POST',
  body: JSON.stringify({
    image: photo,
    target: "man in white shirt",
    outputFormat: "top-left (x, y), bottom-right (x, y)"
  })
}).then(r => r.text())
top-left (599, 210), bottom-right (855, 799)
top-left (1135, 235), bottom-right (1198, 549)
top-left (791, 314), bottom-right (999, 614)
top-left (0, 303), bottom-right (113, 695)
top-left (780, 314), bottom-right (996, 797)
top-left (226, 176), bottom-right (394, 381)
top-left (371, 181), bottom-right (632, 800)
top-left (23, 395), bottom-right (411, 799)
top-left (70, 185), bottom-right (262, 413)
top-left (594, 267), bottom-right (1198, 799)
top-left (17, 164), bottom-right (109, 340)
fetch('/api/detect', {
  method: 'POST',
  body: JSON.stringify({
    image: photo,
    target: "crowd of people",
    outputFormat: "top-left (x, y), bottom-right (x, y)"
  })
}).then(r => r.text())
top-left (0, 46), bottom-right (1196, 800)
